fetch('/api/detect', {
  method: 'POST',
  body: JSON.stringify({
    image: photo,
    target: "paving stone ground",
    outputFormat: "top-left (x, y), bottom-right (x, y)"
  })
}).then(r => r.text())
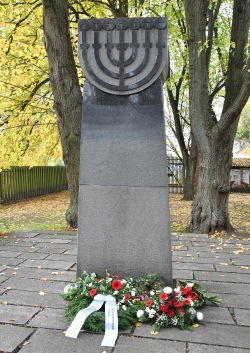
top-left (0, 230), bottom-right (250, 353)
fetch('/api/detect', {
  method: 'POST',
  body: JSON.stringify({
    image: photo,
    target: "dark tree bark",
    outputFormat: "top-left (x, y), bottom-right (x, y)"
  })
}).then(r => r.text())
top-left (42, 0), bottom-right (82, 228)
top-left (184, 0), bottom-right (250, 233)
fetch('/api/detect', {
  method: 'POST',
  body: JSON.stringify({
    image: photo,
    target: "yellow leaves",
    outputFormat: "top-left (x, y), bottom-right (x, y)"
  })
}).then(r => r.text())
top-left (220, 263), bottom-right (229, 266)
top-left (238, 266), bottom-right (249, 270)
top-left (38, 292), bottom-right (46, 296)
top-left (150, 331), bottom-right (159, 335)
top-left (192, 323), bottom-right (199, 328)
top-left (40, 278), bottom-right (47, 281)
top-left (135, 323), bottom-right (142, 326)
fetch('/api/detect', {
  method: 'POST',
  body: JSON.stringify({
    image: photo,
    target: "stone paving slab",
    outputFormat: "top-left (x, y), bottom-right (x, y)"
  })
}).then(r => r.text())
top-left (0, 304), bottom-right (40, 324)
top-left (2, 267), bottom-right (76, 281)
top-left (234, 308), bottom-right (250, 326)
top-left (173, 262), bottom-right (214, 271)
top-left (218, 293), bottom-right (250, 309)
top-left (0, 324), bottom-right (34, 352)
top-left (2, 277), bottom-right (66, 293)
top-left (196, 280), bottom-right (250, 295)
top-left (194, 270), bottom-right (250, 283)
top-left (199, 306), bottom-right (235, 325)
top-left (0, 250), bottom-right (24, 258)
top-left (19, 259), bottom-right (75, 270)
top-left (45, 254), bottom-right (77, 262)
top-left (3, 289), bottom-right (68, 309)
top-left (215, 264), bottom-right (249, 273)
top-left (173, 269), bottom-right (194, 279)
top-left (1, 257), bottom-right (26, 266)
top-left (114, 335), bottom-right (186, 352)
top-left (21, 238), bottom-right (71, 244)
top-left (17, 252), bottom-right (51, 260)
top-left (188, 343), bottom-right (249, 353)
top-left (134, 323), bottom-right (250, 349)
top-left (27, 307), bottom-right (68, 329)
top-left (18, 328), bottom-right (113, 353)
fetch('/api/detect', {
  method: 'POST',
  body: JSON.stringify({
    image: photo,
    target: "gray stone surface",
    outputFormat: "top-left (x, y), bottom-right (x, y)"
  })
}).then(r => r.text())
top-left (219, 293), bottom-right (250, 309)
top-left (77, 185), bottom-right (172, 284)
top-left (196, 281), bottom-right (250, 294)
top-left (19, 259), bottom-right (75, 270)
top-left (188, 343), bottom-right (248, 353)
top-left (114, 336), bottom-right (186, 352)
top-left (18, 328), bottom-right (112, 353)
top-left (234, 308), bottom-right (250, 326)
top-left (134, 323), bottom-right (250, 349)
top-left (2, 267), bottom-right (75, 281)
top-left (80, 80), bottom-right (168, 187)
top-left (0, 324), bottom-right (34, 352)
top-left (3, 289), bottom-right (68, 309)
top-left (27, 308), bottom-right (68, 329)
top-left (2, 277), bottom-right (65, 293)
top-left (199, 306), bottom-right (235, 325)
top-left (0, 304), bottom-right (39, 324)
top-left (194, 271), bottom-right (250, 283)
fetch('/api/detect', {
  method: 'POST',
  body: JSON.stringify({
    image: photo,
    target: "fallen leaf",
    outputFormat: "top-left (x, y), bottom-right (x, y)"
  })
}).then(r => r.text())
top-left (192, 323), bottom-right (199, 327)
top-left (9, 319), bottom-right (15, 321)
top-left (51, 272), bottom-right (58, 275)
top-left (39, 292), bottom-right (46, 296)
top-left (150, 330), bottom-right (159, 335)
top-left (40, 278), bottom-right (47, 281)
top-left (220, 263), bottom-right (229, 266)
top-left (135, 323), bottom-right (143, 326)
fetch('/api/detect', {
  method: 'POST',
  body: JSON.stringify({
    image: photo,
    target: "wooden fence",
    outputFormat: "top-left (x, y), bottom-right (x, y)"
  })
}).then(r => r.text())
top-left (0, 166), bottom-right (68, 204)
top-left (167, 156), bottom-right (184, 193)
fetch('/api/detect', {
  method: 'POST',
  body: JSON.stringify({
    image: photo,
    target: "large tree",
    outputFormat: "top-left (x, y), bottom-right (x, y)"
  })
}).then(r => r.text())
top-left (184, 0), bottom-right (250, 233)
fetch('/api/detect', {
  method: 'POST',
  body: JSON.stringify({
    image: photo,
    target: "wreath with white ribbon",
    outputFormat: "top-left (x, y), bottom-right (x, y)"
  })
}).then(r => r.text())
top-left (62, 272), bottom-right (221, 347)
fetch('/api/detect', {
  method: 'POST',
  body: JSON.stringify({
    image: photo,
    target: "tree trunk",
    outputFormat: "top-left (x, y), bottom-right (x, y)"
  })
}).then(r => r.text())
top-left (42, 0), bottom-right (82, 228)
top-left (182, 140), bottom-right (198, 201)
top-left (184, 0), bottom-right (250, 234)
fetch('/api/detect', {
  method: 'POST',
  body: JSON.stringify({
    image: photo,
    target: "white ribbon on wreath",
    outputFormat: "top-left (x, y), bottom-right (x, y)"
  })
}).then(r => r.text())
top-left (65, 294), bottom-right (118, 347)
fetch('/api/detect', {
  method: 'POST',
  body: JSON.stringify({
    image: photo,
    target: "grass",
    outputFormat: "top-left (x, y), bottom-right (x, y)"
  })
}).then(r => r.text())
top-left (0, 190), bottom-right (249, 239)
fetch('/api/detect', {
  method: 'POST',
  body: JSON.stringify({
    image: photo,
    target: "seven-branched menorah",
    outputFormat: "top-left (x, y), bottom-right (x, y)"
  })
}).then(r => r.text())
top-left (78, 17), bottom-right (168, 95)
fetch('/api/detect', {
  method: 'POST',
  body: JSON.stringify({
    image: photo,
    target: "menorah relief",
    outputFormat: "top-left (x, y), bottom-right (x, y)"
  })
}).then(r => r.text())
top-left (78, 17), bottom-right (168, 95)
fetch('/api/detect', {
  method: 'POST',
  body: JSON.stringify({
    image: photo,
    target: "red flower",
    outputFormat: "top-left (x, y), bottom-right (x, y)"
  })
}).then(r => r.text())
top-left (187, 292), bottom-right (199, 301)
top-left (111, 280), bottom-right (122, 290)
top-left (97, 278), bottom-right (105, 281)
top-left (173, 301), bottom-right (182, 307)
top-left (112, 276), bottom-right (119, 278)
top-left (166, 309), bottom-right (175, 317)
top-left (89, 289), bottom-right (97, 296)
top-left (159, 304), bottom-right (168, 312)
top-left (159, 293), bottom-right (168, 300)
top-left (124, 294), bottom-right (130, 301)
top-left (177, 307), bottom-right (186, 314)
top-left (145, 300), bottom-right (153, 306)
top-left (182, 286), bottom-right (192, 295)
top-left (184, 299), bottom-right (191, 305)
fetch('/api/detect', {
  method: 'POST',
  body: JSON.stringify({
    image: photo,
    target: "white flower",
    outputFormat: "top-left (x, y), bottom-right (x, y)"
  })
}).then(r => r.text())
top-left (137, 310), bottom-right (144, 318)
top-left (122, 305), bottom-right (127, 311)
top-left (197, 312), bottom-right (203, 320)
top-left (163, 286), bottom-right (173, 294)
top-left (64, 284), bottom-right (71, 294)
top-left (187, 283), bottom-right (194, 287)
top-left (113, 290), bottom-right (118, 295)
top-left (64, 284), bottom-right (76, 294)
top-left (150, 290), bottom-right (155, 296)
top-left (88, 283), bottom-right (92, 287)
top-left (131, 290), bottom-right (136, 297)
top-left (174, 286), bottom-right (180, 293)
top-left (148, 309), bottom-right (156, 318)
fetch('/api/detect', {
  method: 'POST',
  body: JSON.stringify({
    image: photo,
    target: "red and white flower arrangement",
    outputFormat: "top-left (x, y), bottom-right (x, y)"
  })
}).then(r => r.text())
top-left (62, 273), bottom-right (221, 333)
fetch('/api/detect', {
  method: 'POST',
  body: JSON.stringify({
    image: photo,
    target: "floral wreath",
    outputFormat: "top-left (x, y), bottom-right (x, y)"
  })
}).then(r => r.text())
top-left (62, 272), bottom-right (221, 334)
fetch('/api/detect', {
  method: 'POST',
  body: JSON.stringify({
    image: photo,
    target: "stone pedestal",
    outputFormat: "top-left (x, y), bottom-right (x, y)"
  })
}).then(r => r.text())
top-left (77, 79), bottom-right (172, 285)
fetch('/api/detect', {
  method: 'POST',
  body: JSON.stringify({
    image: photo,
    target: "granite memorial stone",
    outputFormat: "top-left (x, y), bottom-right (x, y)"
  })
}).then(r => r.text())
top-left (77, 17), bottom-right (172, 285)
